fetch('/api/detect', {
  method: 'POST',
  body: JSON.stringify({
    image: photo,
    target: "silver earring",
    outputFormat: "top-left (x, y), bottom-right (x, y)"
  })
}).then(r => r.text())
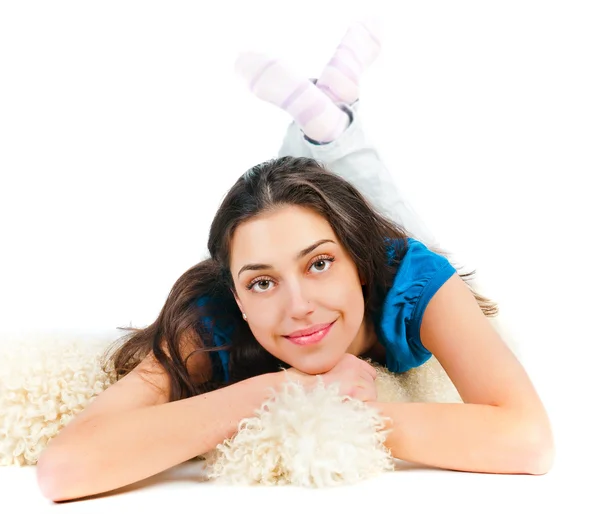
top-left (242, 313), bottom-right (247, 321)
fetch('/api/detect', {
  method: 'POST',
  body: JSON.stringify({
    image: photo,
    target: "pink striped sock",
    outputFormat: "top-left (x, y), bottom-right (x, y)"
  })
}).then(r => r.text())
top-left (235, 52), bottom-right (349, 143)
top-left (316, 19), bottom-right (382, 105)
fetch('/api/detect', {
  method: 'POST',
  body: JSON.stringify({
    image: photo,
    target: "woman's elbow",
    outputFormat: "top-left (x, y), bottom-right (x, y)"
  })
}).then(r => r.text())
top-left (36, 450), bottom-right (79, 502)
top-left (527, 438), bottom-right (555, 475)
top-left (520, 418), bottom-right (555, 475)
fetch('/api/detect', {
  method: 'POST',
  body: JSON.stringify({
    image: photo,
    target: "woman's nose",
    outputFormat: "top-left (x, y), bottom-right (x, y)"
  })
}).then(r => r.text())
top-left (285, 280), bottom-right (315, 319)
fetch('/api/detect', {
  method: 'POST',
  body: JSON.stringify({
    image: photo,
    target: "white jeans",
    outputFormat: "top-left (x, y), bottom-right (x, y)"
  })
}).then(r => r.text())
top-left (277, 100), bottom-right (439, 249)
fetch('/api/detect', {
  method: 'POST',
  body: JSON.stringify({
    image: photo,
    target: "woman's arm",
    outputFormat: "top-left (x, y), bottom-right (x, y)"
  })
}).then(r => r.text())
top-left (371, 274), bottom-right (554, 474)
top-left (373, 402), bottom-right (552, 475)
top-left (36, 368), bottom-right (295, 502)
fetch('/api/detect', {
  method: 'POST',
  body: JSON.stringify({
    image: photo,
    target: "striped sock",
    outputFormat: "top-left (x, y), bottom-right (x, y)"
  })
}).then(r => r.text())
top-left (316, 19), bottom-right (382, 105)
top-left (235, 52), bottom-right (350, 143)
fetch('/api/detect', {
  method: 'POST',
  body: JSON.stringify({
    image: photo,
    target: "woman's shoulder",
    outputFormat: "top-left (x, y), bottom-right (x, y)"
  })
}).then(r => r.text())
top-left (376, 237), bottom-right (457, 372)
top-left (386, 237), bottom-right (456, 280)
top-left (383, 237), bottom-right (457, 313)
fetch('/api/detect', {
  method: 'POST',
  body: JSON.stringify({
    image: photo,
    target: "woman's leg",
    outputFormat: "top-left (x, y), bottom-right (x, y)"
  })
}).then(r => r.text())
top-left (275, 20), bottom-right (437, 247)
top-left (235, 18), bottom-right (438, 247)
top-left (277, 101), bottom-right (439, 248)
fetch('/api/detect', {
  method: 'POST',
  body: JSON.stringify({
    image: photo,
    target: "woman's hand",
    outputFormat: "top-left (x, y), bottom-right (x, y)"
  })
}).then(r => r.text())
top-left (285, 354), bottom-right (378, 402)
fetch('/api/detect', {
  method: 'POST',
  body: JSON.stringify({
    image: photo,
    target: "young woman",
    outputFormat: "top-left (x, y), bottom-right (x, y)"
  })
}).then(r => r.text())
top-left (36, 21), bottom-right (554, 502)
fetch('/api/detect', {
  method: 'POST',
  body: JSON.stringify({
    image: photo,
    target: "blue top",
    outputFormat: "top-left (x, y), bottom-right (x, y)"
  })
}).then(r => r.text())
top-left (375, 238), bottom-right (456, 373)
top-left (196, 238), bottom-right (456, 382)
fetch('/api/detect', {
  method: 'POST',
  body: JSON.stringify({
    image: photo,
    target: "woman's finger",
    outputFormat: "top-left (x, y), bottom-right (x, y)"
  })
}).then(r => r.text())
top-left (361, 360), bottom-right (378, 380)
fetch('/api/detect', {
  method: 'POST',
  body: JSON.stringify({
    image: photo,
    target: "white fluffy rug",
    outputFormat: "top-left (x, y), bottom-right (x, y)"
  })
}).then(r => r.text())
top-left (0, 331), bottom-right (467, 486)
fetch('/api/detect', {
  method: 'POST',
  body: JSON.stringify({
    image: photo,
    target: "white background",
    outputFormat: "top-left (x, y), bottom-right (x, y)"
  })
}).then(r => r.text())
top-left (1, 0), bottom-right (599, 502)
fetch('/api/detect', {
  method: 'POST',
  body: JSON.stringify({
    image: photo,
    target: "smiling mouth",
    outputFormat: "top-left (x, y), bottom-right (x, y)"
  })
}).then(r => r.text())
top-left (283, 320), bottom-right (336, 346)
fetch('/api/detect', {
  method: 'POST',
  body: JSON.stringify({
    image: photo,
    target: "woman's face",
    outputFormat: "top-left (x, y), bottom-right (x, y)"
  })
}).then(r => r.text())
top-left (229, 204), bottom-right (370, 374)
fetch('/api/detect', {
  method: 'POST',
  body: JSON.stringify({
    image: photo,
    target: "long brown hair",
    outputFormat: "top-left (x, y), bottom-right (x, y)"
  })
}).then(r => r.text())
top-left (102, 156), bottom-right (498, 401)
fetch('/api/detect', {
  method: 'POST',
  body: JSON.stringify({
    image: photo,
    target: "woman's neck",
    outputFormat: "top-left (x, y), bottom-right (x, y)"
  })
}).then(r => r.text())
top-left (347, 315), bottom-right (383, 361)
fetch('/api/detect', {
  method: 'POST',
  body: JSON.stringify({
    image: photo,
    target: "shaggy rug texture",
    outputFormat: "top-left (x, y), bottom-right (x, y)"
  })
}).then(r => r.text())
top-left (0, 332), bottom-right (464, 486)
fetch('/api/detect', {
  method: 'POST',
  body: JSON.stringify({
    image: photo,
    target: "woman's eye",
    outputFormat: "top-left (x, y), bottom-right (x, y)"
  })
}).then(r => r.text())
top-left (311, 258), bottom-right (333, 273)
top-left (248, 258), bottom-right (333, 293)
top-left (251, 279), bottom-right (273, 292)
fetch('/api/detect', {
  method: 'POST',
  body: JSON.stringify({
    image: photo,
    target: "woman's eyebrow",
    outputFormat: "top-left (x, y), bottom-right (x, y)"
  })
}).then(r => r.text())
top-left (237, 239), bottom-right (336, 278)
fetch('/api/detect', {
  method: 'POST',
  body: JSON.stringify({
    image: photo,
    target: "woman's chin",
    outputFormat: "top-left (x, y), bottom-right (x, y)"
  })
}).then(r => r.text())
top-left (293, 354), bottom-right (343, 376)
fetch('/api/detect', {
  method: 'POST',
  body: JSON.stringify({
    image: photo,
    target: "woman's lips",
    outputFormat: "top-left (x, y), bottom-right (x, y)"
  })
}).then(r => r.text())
top-left (284, 321), bottom-right (336, 346)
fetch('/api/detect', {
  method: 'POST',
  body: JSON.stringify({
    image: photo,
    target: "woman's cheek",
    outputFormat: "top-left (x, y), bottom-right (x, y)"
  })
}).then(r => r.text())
top-left (248, 301), bottom-right (281, 343)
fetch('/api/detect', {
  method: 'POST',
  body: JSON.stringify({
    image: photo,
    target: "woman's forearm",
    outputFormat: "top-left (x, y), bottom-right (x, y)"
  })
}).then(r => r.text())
top-left (373, 402), bottom-right (554, 475)
top-left (37, 371), bottom-right (292, 502)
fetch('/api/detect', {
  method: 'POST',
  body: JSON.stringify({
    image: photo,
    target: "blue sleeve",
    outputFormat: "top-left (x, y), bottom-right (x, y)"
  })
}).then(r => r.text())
top-left (196, 296), bottom-right (231, 384)
top-left (378, 239), bottom-right (457, 373)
